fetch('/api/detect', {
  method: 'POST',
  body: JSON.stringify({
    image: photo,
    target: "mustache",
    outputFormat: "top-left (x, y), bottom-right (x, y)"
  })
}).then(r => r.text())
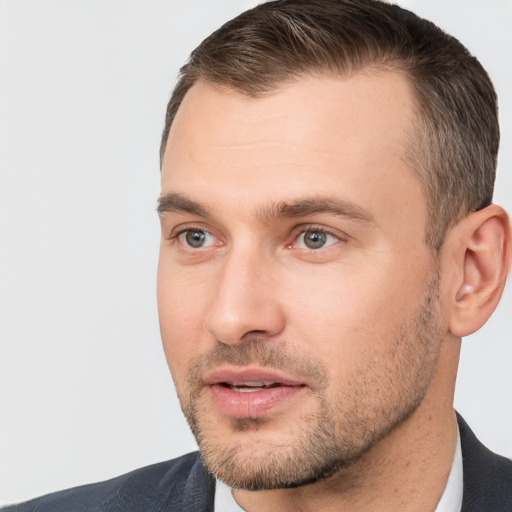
top-left (186, 340), bottom-right (329, 391)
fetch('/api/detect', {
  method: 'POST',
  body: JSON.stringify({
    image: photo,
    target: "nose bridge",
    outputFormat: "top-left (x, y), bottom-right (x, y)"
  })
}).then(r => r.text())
top-left (205, 241), bottom-right (284, 344)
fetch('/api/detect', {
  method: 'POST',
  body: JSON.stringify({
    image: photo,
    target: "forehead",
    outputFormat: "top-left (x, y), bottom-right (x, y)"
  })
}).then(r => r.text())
top-left (161, 72), bottom-right (423, 228)
top-left (168, 70), bottom-right (414, 150)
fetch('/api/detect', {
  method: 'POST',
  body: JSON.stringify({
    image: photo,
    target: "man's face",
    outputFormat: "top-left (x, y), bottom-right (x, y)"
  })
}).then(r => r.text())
top-left (157, 72), bottom-right (446, 489)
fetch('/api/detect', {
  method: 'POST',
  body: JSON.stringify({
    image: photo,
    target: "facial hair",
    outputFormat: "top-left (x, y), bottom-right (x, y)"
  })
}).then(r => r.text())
top-left (175, 271), bottom-right (444, 490)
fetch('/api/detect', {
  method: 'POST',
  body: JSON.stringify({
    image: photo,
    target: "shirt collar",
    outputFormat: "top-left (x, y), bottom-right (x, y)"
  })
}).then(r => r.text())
top-left (433, 424), bottom-right (463, 512)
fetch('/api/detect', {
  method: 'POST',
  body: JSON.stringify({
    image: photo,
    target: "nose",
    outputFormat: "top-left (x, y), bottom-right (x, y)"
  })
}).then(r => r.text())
top-left (204, 248), bottom-right (286, 345)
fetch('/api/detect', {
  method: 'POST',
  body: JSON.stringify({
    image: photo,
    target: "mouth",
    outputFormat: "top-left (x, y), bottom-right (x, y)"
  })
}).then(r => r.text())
top-left (219, 381), bottom-right (285, 393)
top-left (203, 367), bottom-right (307, 418)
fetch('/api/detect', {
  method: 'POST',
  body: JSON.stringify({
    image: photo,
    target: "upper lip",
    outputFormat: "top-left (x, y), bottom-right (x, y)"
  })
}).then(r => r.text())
top-left (203, 366), bottom-right (306, 387)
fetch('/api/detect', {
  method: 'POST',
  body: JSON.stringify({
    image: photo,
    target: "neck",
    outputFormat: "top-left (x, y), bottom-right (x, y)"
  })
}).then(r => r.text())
top-left (233, 346), bottom-right (460, 512)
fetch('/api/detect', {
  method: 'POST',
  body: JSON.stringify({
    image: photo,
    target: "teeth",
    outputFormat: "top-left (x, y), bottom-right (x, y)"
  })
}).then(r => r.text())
top-left (233, 387), bottom-right (263, 393)
top-left (228, 381), bottom-right (279, 392)
top-left (242, 381), bottom-right (275, 387)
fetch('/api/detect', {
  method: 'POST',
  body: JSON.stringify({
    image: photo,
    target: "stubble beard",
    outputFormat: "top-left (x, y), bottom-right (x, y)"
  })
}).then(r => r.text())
top-left (176, 271), bottom-right (444, 491)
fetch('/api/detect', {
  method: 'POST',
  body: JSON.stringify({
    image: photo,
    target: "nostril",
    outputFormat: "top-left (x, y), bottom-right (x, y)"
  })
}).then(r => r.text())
top-left (244, 329), bottom-right (268, 337)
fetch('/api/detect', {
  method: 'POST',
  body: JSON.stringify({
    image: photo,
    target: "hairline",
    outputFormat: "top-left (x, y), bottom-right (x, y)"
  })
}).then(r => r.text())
top-left (160, 65), bottom-right (441, 249)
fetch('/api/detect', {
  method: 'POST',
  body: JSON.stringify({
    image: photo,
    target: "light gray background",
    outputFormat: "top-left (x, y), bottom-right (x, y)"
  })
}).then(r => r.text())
top-left (0, 0), bottom-right (510, 505)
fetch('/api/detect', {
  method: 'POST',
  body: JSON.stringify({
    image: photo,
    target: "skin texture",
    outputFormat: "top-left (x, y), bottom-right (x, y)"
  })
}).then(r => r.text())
top-left (157, 72), bottom-right (509, 511)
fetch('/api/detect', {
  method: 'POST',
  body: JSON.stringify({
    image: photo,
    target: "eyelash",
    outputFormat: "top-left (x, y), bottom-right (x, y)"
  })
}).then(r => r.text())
top-left (167, 224), bottom-right (342, 252)
top-left (288, 225), bottom-right (341, 250)
top-left (168, 225), bottom-right (214, 243)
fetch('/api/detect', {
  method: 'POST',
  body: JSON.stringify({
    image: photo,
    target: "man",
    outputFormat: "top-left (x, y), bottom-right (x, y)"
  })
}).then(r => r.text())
top-left (3, 0), bottom-right (511, 510)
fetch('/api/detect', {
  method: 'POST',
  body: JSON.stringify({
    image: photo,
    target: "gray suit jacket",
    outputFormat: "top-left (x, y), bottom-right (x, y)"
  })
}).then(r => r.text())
top-left (3, 414), bottom-right (511, 511)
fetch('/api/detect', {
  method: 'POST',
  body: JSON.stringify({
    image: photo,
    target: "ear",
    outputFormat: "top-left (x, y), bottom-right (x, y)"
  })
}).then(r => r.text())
top-left (446, 204), bottom-right (511, 337)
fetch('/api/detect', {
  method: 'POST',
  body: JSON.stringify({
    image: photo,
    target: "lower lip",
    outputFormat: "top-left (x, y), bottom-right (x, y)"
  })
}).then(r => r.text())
top-left (209, 384), bottom-right (305, 418)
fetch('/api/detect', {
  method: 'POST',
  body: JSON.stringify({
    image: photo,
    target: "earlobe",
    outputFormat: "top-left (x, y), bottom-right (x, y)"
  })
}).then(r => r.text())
top-left (448, 204), bottom-right (511, 338)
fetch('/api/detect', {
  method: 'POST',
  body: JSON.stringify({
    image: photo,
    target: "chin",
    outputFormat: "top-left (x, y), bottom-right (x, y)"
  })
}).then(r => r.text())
top-left (190, 407), bottom-right (357, 490)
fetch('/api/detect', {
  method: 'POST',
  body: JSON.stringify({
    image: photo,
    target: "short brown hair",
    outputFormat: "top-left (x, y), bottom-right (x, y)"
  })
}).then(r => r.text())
top-left (160, 0), bottom-right (499, 250)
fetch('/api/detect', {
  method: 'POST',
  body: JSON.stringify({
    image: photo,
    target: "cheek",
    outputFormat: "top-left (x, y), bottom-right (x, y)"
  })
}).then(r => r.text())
top-left (284, 263), bottom-right (427, 371)
top-left (157, 258), bottom-right (210, 381)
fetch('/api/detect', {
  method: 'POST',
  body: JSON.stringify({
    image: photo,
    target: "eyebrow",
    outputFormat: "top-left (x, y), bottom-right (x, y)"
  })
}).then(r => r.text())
top-left (157, 192), bottom-right (374, 224)
top-left (258, 197), bottom-right (375, 224)
top-left (157, 193), bottom-right (209, 217)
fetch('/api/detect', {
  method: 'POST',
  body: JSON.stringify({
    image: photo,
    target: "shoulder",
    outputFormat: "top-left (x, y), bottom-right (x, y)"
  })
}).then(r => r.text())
top-left (1, 452), bottom-right (215, 512)
top-left (457, 413), bottom-right (512, 511)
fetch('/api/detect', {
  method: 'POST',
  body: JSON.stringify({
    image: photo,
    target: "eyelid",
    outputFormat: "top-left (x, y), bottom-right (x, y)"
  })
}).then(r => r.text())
top-left (165, 222), bottom-right (347, 252)
top-left (167, 222), bottom-right (213, 240)
top-left (167, 223), bottom-right (223, 252)
top-left (287, 224), bottom-right (346, 250)
top-left (179, 229), bottom-right (217, 248)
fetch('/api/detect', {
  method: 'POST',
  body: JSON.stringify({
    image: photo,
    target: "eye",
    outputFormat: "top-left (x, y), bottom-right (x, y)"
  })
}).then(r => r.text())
top-left (293, 229), bottom-right (339, 250)
top-left (177, 229), bottom-right (217, 249)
